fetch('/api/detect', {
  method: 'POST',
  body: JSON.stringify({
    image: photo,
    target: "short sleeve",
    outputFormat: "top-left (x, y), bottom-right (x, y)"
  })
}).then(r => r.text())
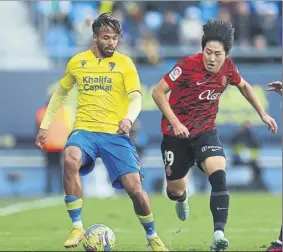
top-left (123, 57), bottom-right (141, 94)
top-left (60, 58), bottom-right (76, 91)
top-left (163, 58), bottom-right (186, 89)
top-left (228, 61), bottom-right (241, 86)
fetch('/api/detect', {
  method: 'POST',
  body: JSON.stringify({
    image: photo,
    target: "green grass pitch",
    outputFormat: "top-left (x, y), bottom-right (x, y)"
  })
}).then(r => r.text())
top-left (0, 193), bottom-right (281, 251)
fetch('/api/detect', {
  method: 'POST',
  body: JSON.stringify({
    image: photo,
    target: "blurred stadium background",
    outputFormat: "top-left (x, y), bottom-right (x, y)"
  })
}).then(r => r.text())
top-left (0, 1), bottom-right (281, 251)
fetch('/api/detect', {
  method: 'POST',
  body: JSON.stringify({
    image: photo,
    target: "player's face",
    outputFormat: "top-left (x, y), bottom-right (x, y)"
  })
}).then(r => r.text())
top-left (95, 26), bottom-right (119, 57)
top-left (203, 41), bottom-right (226, 73)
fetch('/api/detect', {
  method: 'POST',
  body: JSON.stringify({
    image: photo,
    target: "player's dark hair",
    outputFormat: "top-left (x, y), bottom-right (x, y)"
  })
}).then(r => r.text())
top-left (201, 20), bottom-right (234, 55)
top-left (92, 13), bottom-right (122, 36)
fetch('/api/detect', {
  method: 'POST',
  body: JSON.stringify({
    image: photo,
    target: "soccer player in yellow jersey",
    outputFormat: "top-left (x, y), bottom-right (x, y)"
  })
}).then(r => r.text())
top-left (35, 13), bottom-right (168, 251)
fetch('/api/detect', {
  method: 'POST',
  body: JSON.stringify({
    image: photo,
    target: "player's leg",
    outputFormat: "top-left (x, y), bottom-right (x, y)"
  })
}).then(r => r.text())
top-left (201, 156), bottom-right (229, 251)
top-left (195, 131), bottom-right (229, 251)
top-left (64, 147), bottom-right (83, 198)
top-left (99, 134), bottom-right (168, 251)
top-left (63, 131), bottom-right (97, 248)
top-left (63, 146), bottom-right (85, 248)
top-left (161, 134), bottom-right (193, 221)
top-left (121, 173), bottom-right (168, 251)
top-left (266, 226), bottom-right (282, 252)
top-left (167, 177), bottom-right (189, 221)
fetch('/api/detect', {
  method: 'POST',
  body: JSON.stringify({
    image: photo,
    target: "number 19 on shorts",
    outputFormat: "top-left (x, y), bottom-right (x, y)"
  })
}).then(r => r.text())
top-left (164, 150), bottom-right (174, 166)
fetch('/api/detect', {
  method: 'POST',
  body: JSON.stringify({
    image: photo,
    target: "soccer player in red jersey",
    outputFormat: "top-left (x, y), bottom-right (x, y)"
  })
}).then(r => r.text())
top-left (152, 20), bottom-right (278, 251)
top-left (266, 81), bottom-right (282, 252)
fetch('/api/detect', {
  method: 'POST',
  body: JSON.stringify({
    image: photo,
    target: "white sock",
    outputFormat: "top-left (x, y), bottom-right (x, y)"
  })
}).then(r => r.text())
top-left (72, 221), bottom-right (83, 227)
top-left (214, 230), bottom-right (224, 237)
top-left (276, 239), bottom-right (282, 245)
top-left (146, 232), bottom-right (157, 239)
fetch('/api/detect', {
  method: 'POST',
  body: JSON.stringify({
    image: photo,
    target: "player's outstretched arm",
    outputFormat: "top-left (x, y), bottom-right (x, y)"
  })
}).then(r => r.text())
top-left (117, 91), bottom-right (142, 135)
top-left (237, 77), bottom-right (278, 134)
top-left (35, 86), bottom-right (70, 149)
top-left (35, 58), bottom-right (76, 149)
top-left (152, 79), bottom-right (189, 138)
top-left (267, 81), bottom-right (282, 96)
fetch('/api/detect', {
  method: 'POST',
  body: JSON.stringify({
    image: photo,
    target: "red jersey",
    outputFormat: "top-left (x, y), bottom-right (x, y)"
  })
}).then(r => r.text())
top-left (162, 53), bottom-right (241, 137)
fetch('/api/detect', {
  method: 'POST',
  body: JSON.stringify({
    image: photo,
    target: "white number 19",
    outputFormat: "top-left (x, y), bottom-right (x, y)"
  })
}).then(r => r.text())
top-left (164, 150), bottom-right (174, 166)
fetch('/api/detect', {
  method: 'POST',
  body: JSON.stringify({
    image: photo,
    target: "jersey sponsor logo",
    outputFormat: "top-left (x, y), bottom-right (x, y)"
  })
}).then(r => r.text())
top-left (83, 76), bottom-right (112, 84)
top-left (83, 84), bottom-right (112, 92)
top-left (199, 89), bottom-right (221, 100)
top-left (83, 76), bottom-right (113, 92)
top-left (169, 66), bottom-right (182, 81)
top-left (83, 76), bottom-right (112, 92)
top-left (201, 145), bottom-right (222, 152)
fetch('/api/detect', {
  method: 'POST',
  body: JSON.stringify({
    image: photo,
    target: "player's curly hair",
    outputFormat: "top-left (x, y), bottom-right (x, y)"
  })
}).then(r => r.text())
top-left (201, 20), bottom-right (235, 55)
top-left (92, 13), bottom-right (123, 36)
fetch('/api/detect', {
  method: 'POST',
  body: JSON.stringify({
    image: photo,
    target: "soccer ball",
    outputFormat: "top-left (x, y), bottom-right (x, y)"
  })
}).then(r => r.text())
top-left (82, 224), bottom-right (115, 251)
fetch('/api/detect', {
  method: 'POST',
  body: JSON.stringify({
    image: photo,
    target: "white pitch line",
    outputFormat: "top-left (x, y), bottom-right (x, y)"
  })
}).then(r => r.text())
top-left (0, 196), bottom-right (63, 216)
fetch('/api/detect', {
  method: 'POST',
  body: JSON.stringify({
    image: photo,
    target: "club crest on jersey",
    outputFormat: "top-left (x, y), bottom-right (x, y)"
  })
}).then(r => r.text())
top-left (169, 66), bottom-right (182, 81)
top-left (165, 166), bottom-right (172, 177)
top-left (108, 62), bottom-right (115, 71)
top-left (222, 76), bottom-right (228, 86)
top-left (81, 61), bottom-right (87, 67)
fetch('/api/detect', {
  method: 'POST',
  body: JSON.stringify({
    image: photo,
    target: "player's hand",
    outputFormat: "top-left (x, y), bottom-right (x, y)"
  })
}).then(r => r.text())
top-left (267, 81), bottom-right (282, 96)
top-left (172, 121), bottom-right (189, 138)
top-left (117, 119), bottom-right (132, 135)
top-left (35, 128), bottom-right (48, 149)
top-left (261, 114), bottom-right (278, 134)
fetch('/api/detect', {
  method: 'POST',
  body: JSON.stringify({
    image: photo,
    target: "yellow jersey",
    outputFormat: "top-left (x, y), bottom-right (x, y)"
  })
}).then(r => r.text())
top-left (60, 50), bottom-right (141, 134)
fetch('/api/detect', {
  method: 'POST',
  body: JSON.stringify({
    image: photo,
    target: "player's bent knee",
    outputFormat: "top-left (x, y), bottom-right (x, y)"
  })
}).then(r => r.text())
top-left (166, 178), bottom-right (187, 200)
top-left (64, 147), bottom-right (82, 174)
top-left (209, 170), bottom-right (228, 190)
top-left (121, 172), bottom-right (142, 191)
top-left (166, 189), bottom-right (184, 201)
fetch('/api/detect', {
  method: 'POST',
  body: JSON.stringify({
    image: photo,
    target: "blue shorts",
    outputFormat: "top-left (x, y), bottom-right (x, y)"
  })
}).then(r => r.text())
top-left (65, 130), bottom-right (143, 189)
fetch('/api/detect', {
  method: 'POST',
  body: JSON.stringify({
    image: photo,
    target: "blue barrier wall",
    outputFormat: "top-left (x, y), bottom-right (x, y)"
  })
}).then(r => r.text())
top-left (0, 165), bottom-right (281, 196)
top-left (0, 146), bottom-right (281, 196)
